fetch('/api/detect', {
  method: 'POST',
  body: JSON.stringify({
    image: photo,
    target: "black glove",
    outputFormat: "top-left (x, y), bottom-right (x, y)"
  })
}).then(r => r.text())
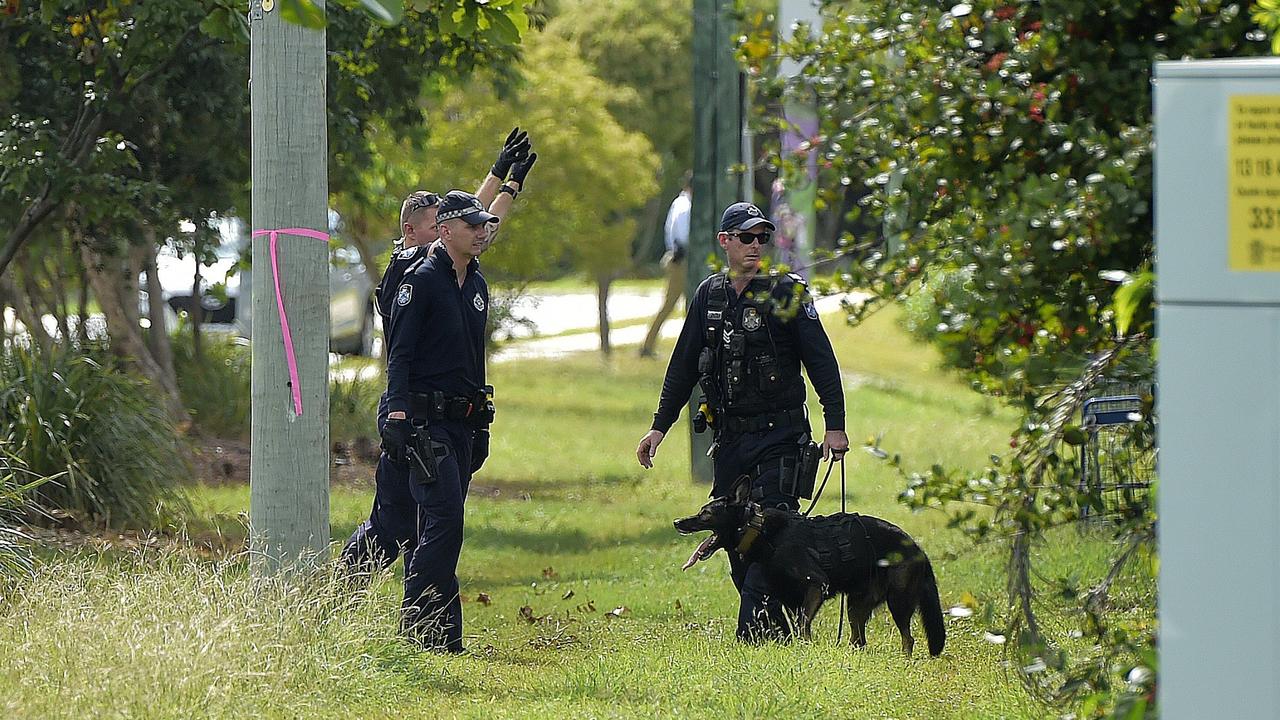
top-left (509, 152), bottom-right (538, 187)
top-left (470, 429), bottom-right (490, 474)
top-left (492, 127), bottom-right (531, 180)
top-left (380, 417), bottom-right (413, 464)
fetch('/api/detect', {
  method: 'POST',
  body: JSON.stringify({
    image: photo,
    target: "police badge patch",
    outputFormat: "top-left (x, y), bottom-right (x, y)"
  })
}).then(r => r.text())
top-left (473, 293), bottom-right (486, 312)
top-left (397, 247), bottom-right (418, 260)
top-left (742, 306), bottom-right (763, 331)
top-left (803, 301), bottom-right (818, 320)
top-left (396, 284), bottom-right (412, 306)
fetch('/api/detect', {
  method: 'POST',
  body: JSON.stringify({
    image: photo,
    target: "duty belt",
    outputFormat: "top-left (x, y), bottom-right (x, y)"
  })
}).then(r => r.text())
top-left (719, 407), bottom-right (807, 434)
top-left (409, 390), bottom-right (492, 425)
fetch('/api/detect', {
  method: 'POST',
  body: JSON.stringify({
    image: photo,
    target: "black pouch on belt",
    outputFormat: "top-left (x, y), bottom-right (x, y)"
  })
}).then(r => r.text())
top-left (795, 440), bottom-right (821, 499)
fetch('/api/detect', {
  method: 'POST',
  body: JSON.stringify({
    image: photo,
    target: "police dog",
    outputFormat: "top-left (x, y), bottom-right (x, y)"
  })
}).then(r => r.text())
top-left (674, 495), bottom-right (946, 656)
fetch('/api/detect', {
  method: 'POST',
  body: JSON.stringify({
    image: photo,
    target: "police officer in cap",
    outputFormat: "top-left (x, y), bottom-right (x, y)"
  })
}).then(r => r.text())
top-left (380, 189), bottom-right (497, 653)
top-left (635, 201), bottom-right (849, 642)
top-left (342, 131), bottom-right (537, 579)
top-left (372, 127), bottom-right (536, 324)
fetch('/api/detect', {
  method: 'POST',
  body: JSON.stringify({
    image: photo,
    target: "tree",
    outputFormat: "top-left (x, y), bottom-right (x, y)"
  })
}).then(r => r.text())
top-left (547, 0), bottom-right (692, 261)
top-left (0, 0), bottom-right (530, 416)
top-left (406, 33), bottom-right (658, 351)
top-left (754, 2), bottom-right (1268, 717)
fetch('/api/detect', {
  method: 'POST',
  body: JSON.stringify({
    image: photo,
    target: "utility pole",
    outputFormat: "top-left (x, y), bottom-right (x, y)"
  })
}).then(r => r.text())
top-left (248, 0), bottom-right (331, 572)
top-left (689, 0), bottom-right (742, 483)
top-left (776, 0), bottom-right (820, 276)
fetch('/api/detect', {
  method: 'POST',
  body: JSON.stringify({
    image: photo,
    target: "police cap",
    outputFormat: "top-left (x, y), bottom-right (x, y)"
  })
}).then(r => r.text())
top-left (720, 201), bottom-right (777, 232)
top-left (436, 190), bottom-right (497, 226)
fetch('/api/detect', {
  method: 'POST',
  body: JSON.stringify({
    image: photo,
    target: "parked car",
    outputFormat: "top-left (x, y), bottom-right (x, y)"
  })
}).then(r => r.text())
top-left (146, 216), bottom-right (377, 355)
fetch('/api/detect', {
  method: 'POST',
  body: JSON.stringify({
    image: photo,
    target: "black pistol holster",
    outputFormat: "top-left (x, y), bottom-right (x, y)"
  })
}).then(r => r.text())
top-left (772, 439), bottom-right (821, 499)
top-left (406, 420), bottom-right (450, 486)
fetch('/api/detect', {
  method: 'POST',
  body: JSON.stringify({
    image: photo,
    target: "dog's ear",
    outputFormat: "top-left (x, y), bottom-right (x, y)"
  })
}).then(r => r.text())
top-left (729, 474), bottom-right (752, 505)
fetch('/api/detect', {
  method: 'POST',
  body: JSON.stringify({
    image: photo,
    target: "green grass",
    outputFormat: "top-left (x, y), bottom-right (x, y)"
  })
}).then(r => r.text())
top-left (0, 308), bottom-right (1154, 719)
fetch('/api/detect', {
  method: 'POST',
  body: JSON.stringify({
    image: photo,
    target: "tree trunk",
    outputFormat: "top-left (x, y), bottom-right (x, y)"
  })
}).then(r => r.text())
top-left (75, 261), bottom-right (90, 345)
top-left (190, 233), bottom-right (204, 360)
top-left (0, 273), bottom-right (53, 353)
top-left (596, 274), bottom-right (612, 356)
top-left (81, 242), bottom-right (189, 425)
top-left (141, 231), bottom-right (177, 397)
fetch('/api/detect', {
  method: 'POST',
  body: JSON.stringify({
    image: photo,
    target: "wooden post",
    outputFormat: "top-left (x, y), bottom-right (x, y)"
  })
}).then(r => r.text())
top-left (248, 0), bottom-right (331, 572)
top-left (689, 0), bottom-right (741, 484)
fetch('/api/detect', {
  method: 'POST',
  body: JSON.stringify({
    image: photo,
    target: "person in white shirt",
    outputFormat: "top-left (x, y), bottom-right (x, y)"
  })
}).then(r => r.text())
top-left (640, 174), bottom-right (692, 357)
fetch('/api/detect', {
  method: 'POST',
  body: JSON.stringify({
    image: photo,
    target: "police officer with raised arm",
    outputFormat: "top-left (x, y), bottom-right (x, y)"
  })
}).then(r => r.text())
top-left (341, 130), bottom-right (537, 585)
top-left (378, 189), bottom-right (498, 653)
top-left (635, 201), bottom-right (850, 642)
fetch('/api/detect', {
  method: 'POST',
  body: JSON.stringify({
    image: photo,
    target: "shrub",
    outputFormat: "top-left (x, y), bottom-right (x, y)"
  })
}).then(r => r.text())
top-left (0, 448), bottom-right (50, 585)
top-left (329, 373), bottom-right (381, 444)
top-left (171, 330), bottom-right (252, 439)
top-left (0, 342), bottom-right (189, 529)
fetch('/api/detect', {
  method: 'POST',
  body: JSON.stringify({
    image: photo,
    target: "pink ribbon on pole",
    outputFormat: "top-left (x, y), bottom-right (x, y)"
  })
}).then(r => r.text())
top-left (251, 227), bottom-right (330, 417)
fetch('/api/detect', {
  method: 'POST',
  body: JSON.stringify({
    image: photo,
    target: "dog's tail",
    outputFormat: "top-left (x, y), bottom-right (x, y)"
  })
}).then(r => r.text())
top-left (916, 558), bottom-right (946, 657)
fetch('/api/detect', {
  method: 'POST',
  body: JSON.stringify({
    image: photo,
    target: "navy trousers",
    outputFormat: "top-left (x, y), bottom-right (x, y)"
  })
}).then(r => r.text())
top-left (400, 420), bottom-right (473, 653)
top-left (341, 394), bottom-right (418, 575)
top-left (712, 424), bottom-right (807, 642)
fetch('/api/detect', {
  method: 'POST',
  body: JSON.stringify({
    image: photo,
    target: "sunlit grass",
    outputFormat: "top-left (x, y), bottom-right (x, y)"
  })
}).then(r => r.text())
top-left (1, 307), bottom-right (1154, 719)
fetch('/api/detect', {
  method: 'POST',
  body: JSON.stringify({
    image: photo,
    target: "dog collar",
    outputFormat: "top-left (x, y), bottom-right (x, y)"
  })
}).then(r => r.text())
top-left (735, 507), bottom-right (767, 556)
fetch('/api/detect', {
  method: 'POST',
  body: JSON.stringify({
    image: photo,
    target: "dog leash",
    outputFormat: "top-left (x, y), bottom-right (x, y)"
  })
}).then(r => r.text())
top-left (802, 455), bottom-right (842, 517)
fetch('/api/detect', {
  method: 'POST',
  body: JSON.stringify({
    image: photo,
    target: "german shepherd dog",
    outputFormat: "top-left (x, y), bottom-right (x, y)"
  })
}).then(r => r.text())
top-left (674, 495), bottom-right (946, 656)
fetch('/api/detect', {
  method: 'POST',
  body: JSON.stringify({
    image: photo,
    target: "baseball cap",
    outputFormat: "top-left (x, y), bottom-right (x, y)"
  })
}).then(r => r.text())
top-left (720, 202), bottom-right (776, 232)
top-left (436, 190), bottom-right (497, 225)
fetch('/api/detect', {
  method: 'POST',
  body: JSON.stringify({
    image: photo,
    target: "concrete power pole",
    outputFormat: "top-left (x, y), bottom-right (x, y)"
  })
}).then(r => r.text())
top-left (690, 0), bottom-right (742, 483)
top-left (248, 0), bottom-right (331, 572)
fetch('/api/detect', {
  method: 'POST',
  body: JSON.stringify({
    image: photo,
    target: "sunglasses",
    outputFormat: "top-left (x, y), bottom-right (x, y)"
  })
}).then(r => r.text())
top-left (727, 230), bottom-right (772, 245)
top-left (404, 193), bottom-right (440, 212)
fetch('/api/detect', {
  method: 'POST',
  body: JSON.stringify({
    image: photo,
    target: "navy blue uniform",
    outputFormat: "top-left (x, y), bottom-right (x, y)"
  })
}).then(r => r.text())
top-left (375, 244), bottom-right (431, 323)
top-left (384, 243), bottom-right (488, 652)
top-left (341, 242), bottom-right (434, 579)
top-left (653, 270), bottom-right (844, 641)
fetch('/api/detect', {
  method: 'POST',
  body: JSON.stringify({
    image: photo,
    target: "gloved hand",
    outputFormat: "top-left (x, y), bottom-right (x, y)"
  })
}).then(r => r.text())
top-left (380, 417), bottom-right (413, 464)
top-left (491, 127), bottom-right (531, 180)
top-left (509, 152), bottom-right (538, 187)
top-left (470, 429), bottom-right (490, 474)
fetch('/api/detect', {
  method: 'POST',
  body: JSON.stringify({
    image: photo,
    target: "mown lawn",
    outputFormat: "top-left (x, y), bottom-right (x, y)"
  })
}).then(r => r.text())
top-left (0, 307), bottom-right (1153, 719)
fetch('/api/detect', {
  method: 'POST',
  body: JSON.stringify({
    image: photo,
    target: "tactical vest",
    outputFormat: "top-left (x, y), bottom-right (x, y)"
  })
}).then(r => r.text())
top-left (700, 273), bottom-right (808, 419)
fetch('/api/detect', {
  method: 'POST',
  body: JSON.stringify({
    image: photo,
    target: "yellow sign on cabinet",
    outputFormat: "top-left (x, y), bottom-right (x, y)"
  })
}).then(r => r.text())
top-left (1228, 95), bottom-right (1280, 271)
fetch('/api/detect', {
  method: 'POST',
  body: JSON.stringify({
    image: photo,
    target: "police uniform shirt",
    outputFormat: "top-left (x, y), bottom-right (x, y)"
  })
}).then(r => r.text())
top-left (384, 243), bottom-right (489, 417)
top-left (651, 271), bottom-right (845, 434)
top-left (375, 244), bottom-right (431, 322)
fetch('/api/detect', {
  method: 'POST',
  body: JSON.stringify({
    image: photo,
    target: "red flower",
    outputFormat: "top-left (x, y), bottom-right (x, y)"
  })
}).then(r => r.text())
top-left (984, 52), bottom-right (1008, 73)
top-left (994, 5), bottom-right (1017, 20)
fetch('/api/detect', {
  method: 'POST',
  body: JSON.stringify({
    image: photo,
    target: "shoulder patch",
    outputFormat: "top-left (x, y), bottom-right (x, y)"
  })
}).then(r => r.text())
top-left (787, 271), bottom-right (807, 285)
top-left (803, 300), bottom-right (818, 320)
top-left (472, 293), bottom-right (486, 312)
top-left (398, 247), bottom-right (418, 260)
top-left (396, 283), bottom-right (413, 307)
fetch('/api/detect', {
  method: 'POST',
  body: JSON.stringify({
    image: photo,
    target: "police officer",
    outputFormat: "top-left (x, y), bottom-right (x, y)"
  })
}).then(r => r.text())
top-left (373, 127), bottom-right (534, 323)
top-left (341, 131), bottom-right (537, 578)
top-left (380, 189), bottom-right (496, 653)
top-left (634, 201), bottom-right (850, 642)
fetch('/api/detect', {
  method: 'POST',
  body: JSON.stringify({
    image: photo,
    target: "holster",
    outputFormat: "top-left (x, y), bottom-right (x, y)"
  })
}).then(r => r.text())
top-left (773, 440), bottom-right (821, 499)
top-left (407, 421), bottom-right (450, 486)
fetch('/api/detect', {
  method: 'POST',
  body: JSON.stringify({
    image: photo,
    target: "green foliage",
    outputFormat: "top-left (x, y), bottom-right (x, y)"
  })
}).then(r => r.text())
top-left (0, 449), bottom-right (52, 585)
top-left (408, 33), bottom-right (659, 282)
top-left (172, 331), bottom-right (252, 439)
top-left (548, 0), bottom-right (693, 182)
top-left (746, 3), bottom-right (1240, 715)
top-left (757, 0), bottom-right (1262, 403)
top-left (329, 373), bottom-right (381, 444)
top-left (0, 342), bottom-right (189, 529)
